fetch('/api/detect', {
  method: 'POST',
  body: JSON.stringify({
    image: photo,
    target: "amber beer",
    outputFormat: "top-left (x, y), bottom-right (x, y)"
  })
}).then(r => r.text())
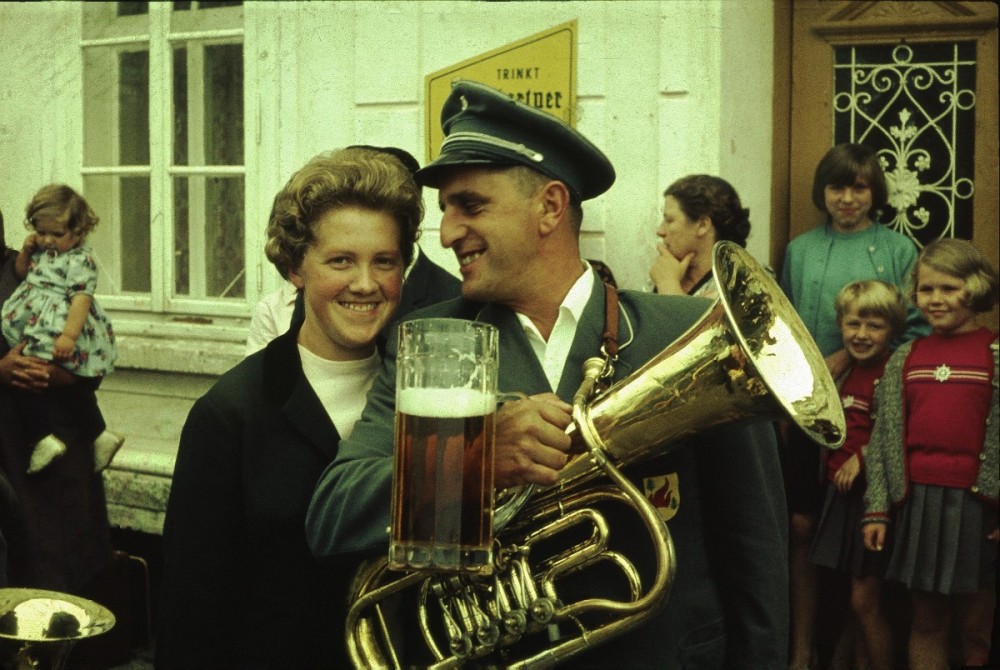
top-left (389, 318), bottom-right (499, 574)
top-left (390, 387), bottom-right (496, 574)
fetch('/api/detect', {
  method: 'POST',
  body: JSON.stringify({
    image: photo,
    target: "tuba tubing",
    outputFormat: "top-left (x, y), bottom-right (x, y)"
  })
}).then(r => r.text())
top-left (509, 240), bottom-right (845, 513)
top-left (346, 241), bottom-right (845, 669)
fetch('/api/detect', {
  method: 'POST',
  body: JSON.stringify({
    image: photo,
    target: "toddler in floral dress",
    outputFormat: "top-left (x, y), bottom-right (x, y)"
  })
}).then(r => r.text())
top-left (1, 184), bottom-right (122, 474)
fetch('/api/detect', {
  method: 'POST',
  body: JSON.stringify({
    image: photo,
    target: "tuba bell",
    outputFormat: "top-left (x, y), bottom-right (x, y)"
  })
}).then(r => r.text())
top-left (347, 241), bottom-right (845, 669)
top-left (0, 587), bottom-right (116, 670)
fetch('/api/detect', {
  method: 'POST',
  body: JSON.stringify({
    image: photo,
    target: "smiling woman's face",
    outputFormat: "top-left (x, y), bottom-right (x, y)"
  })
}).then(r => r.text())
top-left (289, 205), bottom-right (404, 361)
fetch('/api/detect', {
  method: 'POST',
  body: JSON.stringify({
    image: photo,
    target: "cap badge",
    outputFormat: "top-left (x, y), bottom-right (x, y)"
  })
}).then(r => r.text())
top-left (442, 131), bottom-right (544, 163)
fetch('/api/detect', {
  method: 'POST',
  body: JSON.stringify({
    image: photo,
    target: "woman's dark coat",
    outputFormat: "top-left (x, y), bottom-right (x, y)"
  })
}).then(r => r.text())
top-left (156, 325), bottom-right (354, 669)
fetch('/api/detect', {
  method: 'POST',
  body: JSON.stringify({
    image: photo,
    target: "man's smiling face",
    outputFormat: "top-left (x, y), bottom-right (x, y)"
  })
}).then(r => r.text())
top-left (436, 167), bottom-right (543, 307)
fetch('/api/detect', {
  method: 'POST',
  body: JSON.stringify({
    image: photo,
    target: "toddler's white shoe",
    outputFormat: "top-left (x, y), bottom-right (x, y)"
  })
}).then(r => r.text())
top-left (94, 431), bottom-right (125, 473)
top-left (27, 434), bottom-right (67, 474)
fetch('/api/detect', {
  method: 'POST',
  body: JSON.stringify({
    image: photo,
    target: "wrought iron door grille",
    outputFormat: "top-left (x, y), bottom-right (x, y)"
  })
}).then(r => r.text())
top-left (834, 42), bottom-right (976, 247)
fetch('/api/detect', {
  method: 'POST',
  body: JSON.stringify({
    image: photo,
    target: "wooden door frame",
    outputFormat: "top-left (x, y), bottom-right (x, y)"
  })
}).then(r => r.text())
top-left (771, 1), bottom-right (998, 295)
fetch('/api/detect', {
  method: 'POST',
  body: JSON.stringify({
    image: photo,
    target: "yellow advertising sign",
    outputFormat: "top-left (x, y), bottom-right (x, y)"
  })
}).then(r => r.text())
top-left (424, 20), bottom-right (577, 163)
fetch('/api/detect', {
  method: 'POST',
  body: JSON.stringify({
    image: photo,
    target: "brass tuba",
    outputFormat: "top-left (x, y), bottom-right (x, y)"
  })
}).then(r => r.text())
top-left (347, 241), bottom-right (845, 669)
top-left (0, 587), bottom-right (116, 670)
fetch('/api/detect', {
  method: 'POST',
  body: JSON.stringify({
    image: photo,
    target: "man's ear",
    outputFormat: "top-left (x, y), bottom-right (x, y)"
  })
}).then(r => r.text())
top-left (536, 180), bottom-right (571, 237)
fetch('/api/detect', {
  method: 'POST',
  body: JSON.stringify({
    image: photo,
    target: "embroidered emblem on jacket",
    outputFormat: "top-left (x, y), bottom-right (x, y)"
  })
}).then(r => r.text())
top-left (644, 473), bottom-right (680, 522)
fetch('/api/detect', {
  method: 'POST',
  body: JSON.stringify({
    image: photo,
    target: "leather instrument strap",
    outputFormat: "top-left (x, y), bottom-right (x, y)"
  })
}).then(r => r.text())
top-left (602, 283), bottom-right (620, 358)
top-left (596, 282), bottom-right (620, 392)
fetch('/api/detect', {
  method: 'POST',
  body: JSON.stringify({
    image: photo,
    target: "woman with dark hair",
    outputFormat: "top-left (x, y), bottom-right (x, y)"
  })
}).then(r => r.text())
top-left (157, 147), bottom-right (423, 669)
top-left (650, 174), bottom-right (751, 299)
top-left (780, 142), bottom-right (929, 670)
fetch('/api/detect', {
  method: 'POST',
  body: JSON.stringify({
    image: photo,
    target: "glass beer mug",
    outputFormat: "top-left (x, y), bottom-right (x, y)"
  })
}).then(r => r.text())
top-left (389, 318), bottom-right (499, 574)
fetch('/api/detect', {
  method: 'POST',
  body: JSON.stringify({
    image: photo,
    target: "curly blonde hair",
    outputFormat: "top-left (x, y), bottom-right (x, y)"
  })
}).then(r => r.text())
top-left (25, 184), bottom-right (100, 238)
top-left (265, 147), bottom-right (423, 279)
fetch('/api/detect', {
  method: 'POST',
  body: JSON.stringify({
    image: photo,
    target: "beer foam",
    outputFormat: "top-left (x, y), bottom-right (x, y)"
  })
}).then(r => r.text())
top-left (398, 388), bottom-right (495, 417)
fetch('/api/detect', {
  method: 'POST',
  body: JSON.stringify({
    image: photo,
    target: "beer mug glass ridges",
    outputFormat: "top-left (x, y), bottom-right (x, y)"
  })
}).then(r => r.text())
top-left (390, 318), bottom-right (499, 574)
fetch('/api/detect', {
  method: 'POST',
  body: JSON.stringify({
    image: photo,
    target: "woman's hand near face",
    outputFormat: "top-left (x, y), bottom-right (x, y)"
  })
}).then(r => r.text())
top-left (650, 242), bottom-right (692, 295)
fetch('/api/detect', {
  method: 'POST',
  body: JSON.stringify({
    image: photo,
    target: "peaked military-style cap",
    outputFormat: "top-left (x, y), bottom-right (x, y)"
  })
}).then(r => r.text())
top-left (415, 80), bottom-right (616, 201)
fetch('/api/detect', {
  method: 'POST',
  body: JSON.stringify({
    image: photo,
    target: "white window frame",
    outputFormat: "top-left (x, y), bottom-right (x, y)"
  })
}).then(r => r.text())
top-left (79, 2), bottom-right (274, 373)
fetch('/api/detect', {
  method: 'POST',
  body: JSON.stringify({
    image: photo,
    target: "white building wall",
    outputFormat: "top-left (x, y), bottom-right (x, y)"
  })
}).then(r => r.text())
top-left (0, 0), bottom-right (775, 530)
top-left (0, 3), bottom-right (84, 224)
top-left (275, 0), bottom-right (776, 292)
top-left (1, 0), bottom-right (775, 297)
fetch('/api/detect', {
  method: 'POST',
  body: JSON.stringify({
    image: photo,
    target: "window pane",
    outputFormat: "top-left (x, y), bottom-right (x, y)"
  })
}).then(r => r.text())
top-left (173, 42), bottom-right (242, 167)
top-left (120, 50), bottom-right (150, 165)
top-left (83, 48), bottom-right (117, 167)
top-left (173, 175), bottom-right (244, 299)
top-left (173, 47), bottom-right (188, 165)
top-left (122, 177), bottom-right (152, 291)
top-left (84, 47), bottom-right (149, 168)
top-left (118, 2), bottom-right (148, 16)
top-left (172, 1), bottom-right (242, 11)
top-left (206, 176), bottom-right (244, 297)
top-left (204, 44), bottom-right (244, 165)
top-left (171, 2), bottom-right (243, 33)
top-left (174, 178), bottom-right (190, 294)
top-left (83, 175), bottom-right (151, 295)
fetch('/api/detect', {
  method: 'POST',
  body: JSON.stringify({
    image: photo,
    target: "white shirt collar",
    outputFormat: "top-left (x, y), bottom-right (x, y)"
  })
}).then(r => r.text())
top-left (516, 262), bottom-right (594, 391)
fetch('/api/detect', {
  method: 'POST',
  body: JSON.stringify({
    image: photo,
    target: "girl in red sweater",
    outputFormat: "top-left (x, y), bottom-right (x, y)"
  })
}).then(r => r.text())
top-left (863, 238), bottom-right (998, 668)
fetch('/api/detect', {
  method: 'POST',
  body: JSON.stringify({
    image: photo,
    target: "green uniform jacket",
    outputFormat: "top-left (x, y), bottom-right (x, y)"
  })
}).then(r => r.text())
top-left (307, 272), bottom-right (789, 669)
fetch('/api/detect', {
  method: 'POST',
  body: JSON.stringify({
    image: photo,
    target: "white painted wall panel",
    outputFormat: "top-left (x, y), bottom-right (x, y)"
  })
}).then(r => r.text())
top-left (0, 1), bottom-right (776, 493)
top-left (0, 0), bottom-right (775, 297)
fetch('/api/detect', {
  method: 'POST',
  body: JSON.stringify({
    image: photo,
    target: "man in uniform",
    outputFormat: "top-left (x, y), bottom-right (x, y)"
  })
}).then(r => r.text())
top-left (307, 80), bottom-right (788, 668)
